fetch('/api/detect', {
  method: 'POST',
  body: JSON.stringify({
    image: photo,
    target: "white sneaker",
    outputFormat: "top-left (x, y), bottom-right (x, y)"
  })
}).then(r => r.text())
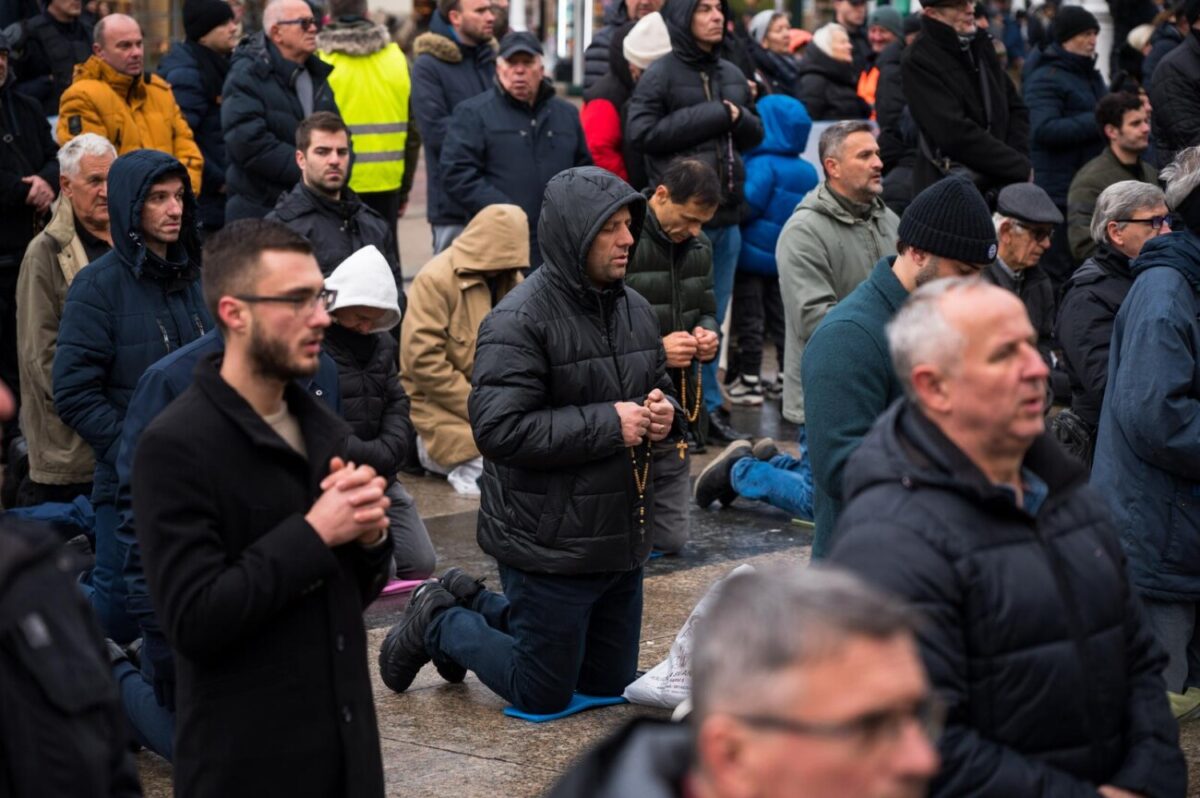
top-left (727, 374), bottom-right (764, 406)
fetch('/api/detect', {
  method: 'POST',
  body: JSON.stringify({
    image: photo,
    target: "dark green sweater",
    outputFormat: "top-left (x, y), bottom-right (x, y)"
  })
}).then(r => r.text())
top-left (802, 257), bottom-right (907, 557)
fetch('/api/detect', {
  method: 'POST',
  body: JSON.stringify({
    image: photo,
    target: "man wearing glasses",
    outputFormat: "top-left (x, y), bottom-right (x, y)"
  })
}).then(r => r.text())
top-left (546, 566), bottom-right (941, 798)
top-left (133, 219), bottom-right (392, 796)
top-left (831, 278), bottom-right (1186, 797)
top-left (222, 0), bottom-right (340, 221)
top-left (983, 183), bottom-right (1067, 401)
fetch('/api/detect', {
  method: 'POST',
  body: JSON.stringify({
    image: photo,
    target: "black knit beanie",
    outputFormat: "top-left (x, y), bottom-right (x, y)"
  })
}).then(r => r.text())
top-left (1053, 6), bottom-right (1099, 44)
top-left (898, 177), bottom-right (997, 264)
top-left (184, 0), bottom-right (236, 42)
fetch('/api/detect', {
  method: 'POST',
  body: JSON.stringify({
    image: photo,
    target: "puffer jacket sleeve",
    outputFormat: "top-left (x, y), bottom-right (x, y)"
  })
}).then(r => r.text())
top-left (828, 519), bottom-right (1110, 797)
top-left (343, 339), bottom-right (413, 477)
top-left (56, 81), bottom-right (109, 145)
top-left (1055, 285), bottom-right (1111, 424)
top-left (581, 27), bottom-right (613, 91)
top-left (410, 56), bottom-right (452, 166)
top-left (221, 67), bottom-right (300, 188)
top-left (52, 276), bottom-right (121, 466)
top-left (742, 157), bottom-right (774, 223)
top-left (439, 100), bottom-right (512, 215)
top-left (168, 92), bottom-right (205, 195)
top-left (795, 73), bottom-right (831, 121)
top-left (1025, 71), bottom-right (1100, 150)
top-left (581, 99), bottom-right (628, 180)
top-left (1150, 67), bottom-right (1200, 160)
top-left (1104, 282), bottom-right (1200, 479)
top-left (626, 63), bottom-right (736, 155)
top-left (468, 306), bottom-right (626, 469)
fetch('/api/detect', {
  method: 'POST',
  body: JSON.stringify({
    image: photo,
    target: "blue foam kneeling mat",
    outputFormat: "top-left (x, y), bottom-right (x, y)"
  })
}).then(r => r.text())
top-left (503, 693), bottom-right (627, 722)
top-left (649, 550), bottom-right (665, 559)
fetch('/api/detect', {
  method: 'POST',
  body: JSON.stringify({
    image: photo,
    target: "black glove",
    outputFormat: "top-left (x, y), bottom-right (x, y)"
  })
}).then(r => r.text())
top-left (142, 633), bottom-right (176, 712)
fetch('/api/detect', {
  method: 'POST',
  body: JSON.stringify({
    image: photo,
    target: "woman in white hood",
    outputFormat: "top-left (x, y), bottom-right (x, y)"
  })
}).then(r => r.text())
top-left (324, 245), bottom-right (435, 580)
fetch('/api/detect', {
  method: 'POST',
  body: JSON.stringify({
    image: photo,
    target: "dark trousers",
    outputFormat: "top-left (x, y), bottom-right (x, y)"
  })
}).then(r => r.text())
top-left (732, 271), bottom-right (785, 377)
top-left (15, 478), bottom-right (92, 509)
top-left (359, 189), bottom-right (402, 224)
top-left (78, 502), bottom-right (138, 644)
top-left (426, 564), bottom-right (643, 714)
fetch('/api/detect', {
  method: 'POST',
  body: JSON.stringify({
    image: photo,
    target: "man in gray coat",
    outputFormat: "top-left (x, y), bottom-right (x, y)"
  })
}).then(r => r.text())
top-left (773, 121), bottom-right (899, 512)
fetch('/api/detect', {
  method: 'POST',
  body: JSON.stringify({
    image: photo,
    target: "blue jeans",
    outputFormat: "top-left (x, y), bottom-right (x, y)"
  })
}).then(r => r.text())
top-left (426, 565), bottom-right (643, 714)
top-left (80, 502), bottom-right (138, 644)
top-left (112, 656), bottom-right (174, 760)
top-left (730, 426), bottom-right (814, 520)
top-left (701, 224), bottom-right (741, 413)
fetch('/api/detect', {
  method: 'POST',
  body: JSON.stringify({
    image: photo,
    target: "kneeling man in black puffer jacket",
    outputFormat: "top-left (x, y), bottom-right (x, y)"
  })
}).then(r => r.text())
top-left (379, 166), bottom-right (678, 714)
top-left (829, 278), bottom-right (1185, 797)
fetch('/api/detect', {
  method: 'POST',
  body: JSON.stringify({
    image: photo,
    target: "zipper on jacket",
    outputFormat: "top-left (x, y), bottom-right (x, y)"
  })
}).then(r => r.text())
top-left (155, 318), bottom-right (172, 354)
top-left (597, 293), bottom-right (646, 560)
top-left (191, 313), bottom-right (207, 338)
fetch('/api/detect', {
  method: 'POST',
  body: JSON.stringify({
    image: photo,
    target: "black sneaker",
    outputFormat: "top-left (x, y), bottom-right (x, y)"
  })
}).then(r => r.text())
top-left (752, 437), bottom-right (779, 461)
top-left (379, 581), bottom-right (460, 692)
top-left (707, 408), bottom-right (752, 443)
top-left (439, 567), bottom-right (486, 609)
top-left (693, 440), bottom-right (752, 508)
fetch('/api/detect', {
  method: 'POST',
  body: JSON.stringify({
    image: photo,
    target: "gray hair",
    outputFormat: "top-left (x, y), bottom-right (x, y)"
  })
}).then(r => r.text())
top-left (887, 277), bottom-right (985, 402)
top-left (812, 22), bottom-right (847, 58)
top-left (263, 0), bottom-right (307, 31)
top-left (57, 133), bottom-right (117, 178)
top-left (1090, 180), bottom-right (1166, 245)
top-left (818, 119), bottom-right (874, 165)
top-left (691, 565), bottom-right (919, 721)
top-left (1162, 145), bottom-right (1200, 211)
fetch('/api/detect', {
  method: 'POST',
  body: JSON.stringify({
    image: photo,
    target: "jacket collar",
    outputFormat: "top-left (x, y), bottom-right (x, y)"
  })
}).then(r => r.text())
top-left (868, 255), bottom-right (909, 314)
top-left (642, 197), bottom-right (702, 253)
top-left (192, 352), bottom-right (350, 483)
top-left (74, 54), bottom-right (145, 96)
top-left (919, 15), bottom-right (986, 60)
top-left (805, 181), bottom-right (889, 225)
top-left (265, 35), bottom-right (332, 88)
top-left (1090, 242), bottom-right (1132, 279)
top-left (494, 76), bottom-right (556, 112)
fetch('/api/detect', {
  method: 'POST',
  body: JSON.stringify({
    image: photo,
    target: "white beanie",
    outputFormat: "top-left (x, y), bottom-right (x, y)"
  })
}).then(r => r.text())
top-left (324, 245), bottom-right (402, 333)
top-left (623, 11), bottom-right (672, 70)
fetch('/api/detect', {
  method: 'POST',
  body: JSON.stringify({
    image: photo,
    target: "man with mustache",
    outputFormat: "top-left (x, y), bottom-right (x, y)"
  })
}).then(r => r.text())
top-left (830, 278), bottom-right (1185, 797)
top-left (269, 112), bottom-right (404, 303)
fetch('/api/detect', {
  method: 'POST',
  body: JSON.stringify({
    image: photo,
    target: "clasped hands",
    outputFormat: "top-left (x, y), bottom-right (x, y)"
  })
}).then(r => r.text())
top-left (615, 388), bottom-right (675, 447)
top-left (305, 457), bottom-right (391, 547)
top-left (664, 326), bottom-right (719, 368)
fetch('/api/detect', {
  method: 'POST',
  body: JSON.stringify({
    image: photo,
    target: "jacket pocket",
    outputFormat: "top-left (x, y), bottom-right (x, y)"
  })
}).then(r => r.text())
top-left (534, 473), bottom-right (576, 547)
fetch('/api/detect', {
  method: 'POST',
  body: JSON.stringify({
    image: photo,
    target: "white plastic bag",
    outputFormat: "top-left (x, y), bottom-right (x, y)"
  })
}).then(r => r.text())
top-left (623, 564), bottom-right (756, 708)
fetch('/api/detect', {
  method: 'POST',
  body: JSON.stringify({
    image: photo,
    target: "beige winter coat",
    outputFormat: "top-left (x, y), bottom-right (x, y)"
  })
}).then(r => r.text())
top-left (16, 198), bottom-right (98, 484)
top-left (400, 204), bottom-right (526, 468)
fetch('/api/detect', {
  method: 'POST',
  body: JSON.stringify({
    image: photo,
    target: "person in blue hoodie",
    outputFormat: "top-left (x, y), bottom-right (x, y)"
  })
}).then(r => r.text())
top-left (52, 149), bottom-right (212, 644)
top-left (1093, 144), bottom-right (1200, 720)
top-left (729, 94), bottom-right (817, 406)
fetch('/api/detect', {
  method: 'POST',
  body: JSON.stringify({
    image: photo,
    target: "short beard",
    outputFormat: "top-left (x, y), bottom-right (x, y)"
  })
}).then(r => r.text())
top-left (249, 323), bottom-right (317, 383)
top-left (914, 255), bottom-right (941, 287)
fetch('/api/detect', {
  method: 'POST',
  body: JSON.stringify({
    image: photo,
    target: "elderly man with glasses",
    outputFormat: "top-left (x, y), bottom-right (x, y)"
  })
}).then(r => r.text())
top-left (983, 182), bottom-right (1067, 401)
top-left (831, 277), bottom-right (1186, 798)
top-left (222, 0), bottom-right (340, 221)
top-left (546, 566), bottom-right (941, 798)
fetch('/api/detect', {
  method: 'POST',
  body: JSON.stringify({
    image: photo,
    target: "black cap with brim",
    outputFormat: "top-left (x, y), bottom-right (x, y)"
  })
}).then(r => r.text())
top-left (499, 31), bottom-right (544, 59)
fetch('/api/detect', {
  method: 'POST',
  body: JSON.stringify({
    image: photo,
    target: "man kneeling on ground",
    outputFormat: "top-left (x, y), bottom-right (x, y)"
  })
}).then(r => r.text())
top-left (379, 166), bottom-right (677, 713)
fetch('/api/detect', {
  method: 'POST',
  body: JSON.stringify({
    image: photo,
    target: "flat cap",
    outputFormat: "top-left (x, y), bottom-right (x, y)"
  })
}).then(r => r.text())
top-left (996, 183), bottom-right (1064, 225)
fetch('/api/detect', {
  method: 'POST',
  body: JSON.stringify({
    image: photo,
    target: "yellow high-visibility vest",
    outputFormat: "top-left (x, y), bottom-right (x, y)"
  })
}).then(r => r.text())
top-left (320, 43), bottom-right (411, 194)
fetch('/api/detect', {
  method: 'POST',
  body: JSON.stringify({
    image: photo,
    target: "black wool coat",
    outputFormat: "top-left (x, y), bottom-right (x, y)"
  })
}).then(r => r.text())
top-left (830, 401), bottom-right (1186, 798)
top-left (133, 354), bottom-right (389, 798)
top-left (322, 322), bottom-right (414, 478)
top-left (469, 167), bottom-right (677, 575)
top-left (0, 76), bottom-right (58, 267)
top-left (1149, 33), bottom-right (1200, 170)
top-left (903, 16), bottom-right (1031, 196)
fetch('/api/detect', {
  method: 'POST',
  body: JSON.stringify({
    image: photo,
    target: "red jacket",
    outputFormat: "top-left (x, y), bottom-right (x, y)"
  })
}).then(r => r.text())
top-left (581, 98), bottom-right (628, 181)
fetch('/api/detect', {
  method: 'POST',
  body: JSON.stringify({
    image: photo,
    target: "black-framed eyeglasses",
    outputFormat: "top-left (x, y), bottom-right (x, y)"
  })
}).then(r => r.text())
top-left (731, 694), bottom-right (947, 749)
top-left (1012, 220), bottom-right (1054, 242)
top-left (1114, 215), bottom-right (1170, 231)
top-left (235, 288), bottom-right (337, 313)
top-left (277, 16), bottom-right (319, 30)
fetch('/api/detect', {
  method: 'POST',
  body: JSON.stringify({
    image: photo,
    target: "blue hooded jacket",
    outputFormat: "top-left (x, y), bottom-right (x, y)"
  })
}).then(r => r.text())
top-left (52, 150), bottom-right (212, 505)
top-left (1092, 230), bottom-right (1200, 601)
top-left (737, 94), bottom-right (817, 276)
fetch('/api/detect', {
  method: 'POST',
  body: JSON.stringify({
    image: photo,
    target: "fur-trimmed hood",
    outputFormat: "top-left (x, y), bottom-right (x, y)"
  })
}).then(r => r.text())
top-left (317, 16), bottom-right (392, 56)
top-left (412, 10), bottom-right (497, 63)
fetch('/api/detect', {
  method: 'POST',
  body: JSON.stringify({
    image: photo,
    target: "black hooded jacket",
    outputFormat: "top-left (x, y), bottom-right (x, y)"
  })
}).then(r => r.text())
top-left (829, 400), bottom-right (1186, 798)
top-left (903, 15), bottom-right (1031, 196)
top-left (794, 43), bottom-right (871, 121)
top-left (626, 0), bottom-right (764, 228)
top-left (1055, 243), bottom-right (1134, 428)
top-left (468, 167), bottom-right (677, 575)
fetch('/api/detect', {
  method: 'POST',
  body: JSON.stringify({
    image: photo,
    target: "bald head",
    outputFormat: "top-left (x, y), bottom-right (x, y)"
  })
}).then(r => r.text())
top-left (93, 14), bottom-right (144, 76)
top-left (264, 0), bottom-right (318, 61)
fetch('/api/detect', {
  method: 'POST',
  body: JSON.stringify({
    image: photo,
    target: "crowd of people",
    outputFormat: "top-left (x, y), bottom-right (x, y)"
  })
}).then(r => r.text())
top-left (3, 0), bottom-right (1200, 794)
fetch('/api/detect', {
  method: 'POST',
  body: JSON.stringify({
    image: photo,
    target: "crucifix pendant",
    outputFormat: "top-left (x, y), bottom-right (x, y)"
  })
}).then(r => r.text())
top-left (676, 438), bottom-right (688, 461)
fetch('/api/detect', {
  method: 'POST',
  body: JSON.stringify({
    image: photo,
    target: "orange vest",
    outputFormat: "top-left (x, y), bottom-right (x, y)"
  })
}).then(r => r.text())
top-left (857, 67), bottom-right (879, 120)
